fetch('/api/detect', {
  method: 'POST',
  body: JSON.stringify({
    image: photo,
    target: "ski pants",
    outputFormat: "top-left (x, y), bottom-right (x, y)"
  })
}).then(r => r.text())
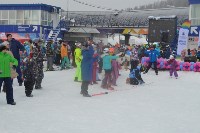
top-left (24, 80), bottom-right (35, 96)
top-left (81, 81), bottom-right (90, 95)
top-left (0, 78), bottom-right (14, 104)
top-left (75, 61), bottom-right (82, 81)
top-left (145, 62), bottom-right (158, 74)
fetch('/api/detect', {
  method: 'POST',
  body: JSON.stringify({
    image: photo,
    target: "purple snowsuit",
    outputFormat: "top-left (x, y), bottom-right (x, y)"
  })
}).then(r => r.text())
top-left (168, 59), bottom-right (178, 77)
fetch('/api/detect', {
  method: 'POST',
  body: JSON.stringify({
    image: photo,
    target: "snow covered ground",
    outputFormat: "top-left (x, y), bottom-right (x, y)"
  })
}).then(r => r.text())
top-left (0, 69), bottom-right (200, 133)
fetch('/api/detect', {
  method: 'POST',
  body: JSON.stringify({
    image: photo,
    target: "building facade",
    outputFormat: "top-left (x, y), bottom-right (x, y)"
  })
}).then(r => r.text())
top-left (0, 4), bottom-right (61, 42)
top-left (189, 0), bottom-right (200, 26)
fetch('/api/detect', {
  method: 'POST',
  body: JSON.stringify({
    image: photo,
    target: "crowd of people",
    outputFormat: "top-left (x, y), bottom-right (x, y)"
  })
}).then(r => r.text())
top-left (1, 33), bottom-right (199, 104)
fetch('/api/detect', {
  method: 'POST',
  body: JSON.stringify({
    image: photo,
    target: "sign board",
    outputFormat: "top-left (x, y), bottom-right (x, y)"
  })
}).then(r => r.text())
top-left (198, 31), bottom-right (200, 47)
top-left (15, 25), bottom-right (40, 33)
top-left (188, 36), bottom-right (199, 49)
top-left (177, 28), bottom-right (189, 55)
top-left (0, 25), bottom-right (40, 33)
top-left (189, 26), bottom-right (200, 36)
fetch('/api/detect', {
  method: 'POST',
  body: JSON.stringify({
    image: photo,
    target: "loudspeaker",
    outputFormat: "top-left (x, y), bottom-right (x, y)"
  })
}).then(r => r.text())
top-left (161, 32), bottom-right (169, 42)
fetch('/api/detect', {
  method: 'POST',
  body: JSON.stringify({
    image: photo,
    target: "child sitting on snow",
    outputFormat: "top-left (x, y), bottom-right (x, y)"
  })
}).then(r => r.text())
top-left (128, 59), bottom-right (145, 85)
top-left (167, 55), bottom-right (178, 79)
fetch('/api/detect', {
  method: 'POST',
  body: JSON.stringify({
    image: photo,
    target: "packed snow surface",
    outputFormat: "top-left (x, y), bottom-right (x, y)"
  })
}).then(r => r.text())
top-left (0, 69), bottom-right (200, 133)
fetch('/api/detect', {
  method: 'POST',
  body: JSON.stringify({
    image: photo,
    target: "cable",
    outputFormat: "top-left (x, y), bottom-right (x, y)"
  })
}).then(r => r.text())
top-left (72, 0), bottom-right (120, 11)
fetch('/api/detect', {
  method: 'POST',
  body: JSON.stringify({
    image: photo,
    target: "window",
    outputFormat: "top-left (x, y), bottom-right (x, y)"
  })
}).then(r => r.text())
top-left (191, 4), bottom-right (200, 26)
top-left (9, 10), bottom-right (16, 19)
top-left (0, 20), bottom-right (9, 25)
top-left (24, 20), bottom-right (30, 25)
top-left (48, 12), bottom-right (51, 21)
top-left (41, 11), bottom-right (45, 21)
top-left (24, 10), bottom-right (31, 19)
top-left (31, 20), bottom-right (39, 25)
top-left (2, 10), bottom-right (8, 19)
top-left (16, 20), bottom-right (23, 25)
top-left (9, 10), bottom-right (16, 25)
top-left (17, 10), bottom-right (23, 20)
top-left (32, 10), bottom-right (39, 20)
top-left (9, 19), bottom-right (16, 25)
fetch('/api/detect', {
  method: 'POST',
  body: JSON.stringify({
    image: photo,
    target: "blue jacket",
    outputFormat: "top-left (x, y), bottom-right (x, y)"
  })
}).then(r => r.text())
top-left (145, 49), bottom-right (160, 62)
top-left (197, 51), bottom-right (200, 58)
top-left (81, 46), bottom-right (94, 81)
top-left (9, 38), bottom-right (24, 60)
top-left (102, 55), bottom-right (118, 70)
top-left (24, 45), bottom-right (30, 56)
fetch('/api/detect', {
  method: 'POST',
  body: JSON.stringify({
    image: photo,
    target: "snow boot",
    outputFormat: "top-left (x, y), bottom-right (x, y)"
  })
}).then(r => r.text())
top-left (83, 93), bottom-right (91, 97)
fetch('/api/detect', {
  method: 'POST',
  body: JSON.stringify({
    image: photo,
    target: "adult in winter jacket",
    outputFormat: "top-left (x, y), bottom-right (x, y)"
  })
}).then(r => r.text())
top-left (144, 45), bottom-right (160, 75)
top-left (0, 45), bottom-right (18, 105)
top-left (46, 41), bottom-right (54, 71)
top-left (7, 34), bottom-right (24, 86)
top-left (74, 43), bottom-right (82, 82)
top-left (61, 43), bottom-right (70, 70)
top-left (81, 42), bottom-right (94, 97)
top-left (197, 47), bottom-right (200, 61)
top-left (54, 40), bottom-right (62, 66)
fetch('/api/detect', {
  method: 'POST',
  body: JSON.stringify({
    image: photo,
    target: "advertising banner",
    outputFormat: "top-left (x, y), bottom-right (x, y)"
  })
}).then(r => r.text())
top-left (198, 31), bottom-right (200, 47)
top-left (177, 28), bottom-right (189, 55)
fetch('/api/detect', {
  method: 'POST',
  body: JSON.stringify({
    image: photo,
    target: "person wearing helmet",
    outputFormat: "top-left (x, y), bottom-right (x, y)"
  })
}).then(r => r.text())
top-left (101, 48), bottom-right (119, 90)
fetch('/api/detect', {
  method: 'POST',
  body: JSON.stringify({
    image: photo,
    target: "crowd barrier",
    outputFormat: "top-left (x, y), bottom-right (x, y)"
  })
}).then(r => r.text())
top-left (141, 57), bottom-right (200, 72)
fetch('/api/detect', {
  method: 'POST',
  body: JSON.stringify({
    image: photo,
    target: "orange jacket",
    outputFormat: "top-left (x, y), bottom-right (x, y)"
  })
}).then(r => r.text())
top-left (61, 44), bottom-right (68, 58)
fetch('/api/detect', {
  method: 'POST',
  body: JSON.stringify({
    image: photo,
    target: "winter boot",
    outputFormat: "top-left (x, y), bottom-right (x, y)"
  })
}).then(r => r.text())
top-left (83, 93), bottom-right (91, 97)
top-left (26, 94), bottom-right (34, 97)
top-left (101, 84), bottom-right (107, 89)
top-left (107, 84), bottom-right (114, 90)
top-left (74, 77), bottom-right (78, 82)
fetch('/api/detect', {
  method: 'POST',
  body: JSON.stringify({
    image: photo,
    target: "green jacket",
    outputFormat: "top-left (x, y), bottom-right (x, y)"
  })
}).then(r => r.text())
top-left (0, 52), bottom-right (18, 78)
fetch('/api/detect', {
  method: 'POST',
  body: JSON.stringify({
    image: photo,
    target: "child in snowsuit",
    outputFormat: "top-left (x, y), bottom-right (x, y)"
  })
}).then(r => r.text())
top-left (167, 55), bottom-right (178, 79)
top-left (23, 57), bottom-right (37, 97)
top-left (101, 48), bottom-right (118, 90)
top-left (129, 59), bottom-right (145, 85)
top-left (32, 39), bottom-right (44, 89)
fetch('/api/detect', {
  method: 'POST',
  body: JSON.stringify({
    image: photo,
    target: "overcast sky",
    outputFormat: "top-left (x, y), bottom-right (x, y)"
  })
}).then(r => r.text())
top-left (0, 0), bottom-right (161, 11)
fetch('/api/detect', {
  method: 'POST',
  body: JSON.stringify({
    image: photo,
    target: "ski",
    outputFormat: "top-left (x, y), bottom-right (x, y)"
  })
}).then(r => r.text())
top-left (92, 92), bottom-right (109, 96)
top-left (91, 82), bottom-right (154, 97)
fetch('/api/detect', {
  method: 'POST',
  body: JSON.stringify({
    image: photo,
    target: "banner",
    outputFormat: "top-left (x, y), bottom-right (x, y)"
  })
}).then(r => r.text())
top-left (177, 28), bottom-right (189, 55)
top-left (198, 31), bottom-right (200, 47)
